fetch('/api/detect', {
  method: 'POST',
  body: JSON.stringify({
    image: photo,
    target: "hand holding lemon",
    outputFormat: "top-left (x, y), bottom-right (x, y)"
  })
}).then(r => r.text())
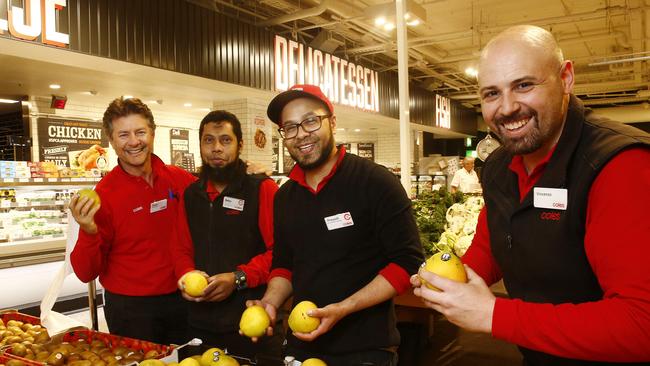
top-left (70, 188), bottom-right (101, 234)
top-left (419, 251), bottom-right (468, 291)
top-left (180, 271), bottom-right (208, 298)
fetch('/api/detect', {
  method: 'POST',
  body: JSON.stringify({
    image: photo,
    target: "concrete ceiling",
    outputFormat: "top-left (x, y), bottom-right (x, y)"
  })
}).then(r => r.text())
top-left (202, 0), bottom-right (650, 111)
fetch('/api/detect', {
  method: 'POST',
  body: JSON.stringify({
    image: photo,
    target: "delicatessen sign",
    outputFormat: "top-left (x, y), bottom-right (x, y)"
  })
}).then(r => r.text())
top-left (274, 35), bottom-right (380, 113)
top-left (37, 118), bottom-right (109, 170)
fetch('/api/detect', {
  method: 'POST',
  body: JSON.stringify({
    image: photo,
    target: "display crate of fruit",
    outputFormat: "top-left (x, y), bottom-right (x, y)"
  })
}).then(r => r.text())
top-left (3, 328), bottom-right (173, 366)
top-left (0, 353), bottom-right (43, 366)
top-left (0, 310), bottom-right (41, 327)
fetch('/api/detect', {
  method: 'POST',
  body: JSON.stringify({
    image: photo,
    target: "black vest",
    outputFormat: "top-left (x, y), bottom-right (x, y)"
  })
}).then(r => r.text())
top-left (482, 96), bottom-right (650, 366)
top-left (183, 159), bottom-right (268, 332)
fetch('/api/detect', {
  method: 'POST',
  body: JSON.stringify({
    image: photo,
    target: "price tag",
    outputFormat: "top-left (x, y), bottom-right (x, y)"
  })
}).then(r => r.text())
top-left (33, 178), bottom-right (44, 183)
top-left (48, 178), bottom-right (58, 182)
top-left (1, 201), bottom-right (11, 208)
top-left (71, 178), bottom-right (84, 182)
top-left (18, 202), bottom-right (28, 207)
top-left (55, 200), bottom-right (64, 205)
top-left (18, 178), bottom-right (29, 183)
top-left (61, 178), bottom-right (71, 182)
top-left (31, 202), bottom-right (41, 207)
top-left (3, 178), bottom-right (14, 183)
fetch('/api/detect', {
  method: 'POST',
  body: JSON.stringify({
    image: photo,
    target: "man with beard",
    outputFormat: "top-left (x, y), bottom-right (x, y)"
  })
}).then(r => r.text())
top-left (173, 110), bottom-right (281, 362)
top-left (412, 25), bottom-right (650, 364)
top-left (70, 97), bottom-right (196, 344)
top-left (248, 85), bottom-right (424, 365)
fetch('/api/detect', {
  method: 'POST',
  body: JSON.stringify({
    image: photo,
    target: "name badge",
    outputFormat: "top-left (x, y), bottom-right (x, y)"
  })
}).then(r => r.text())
top-left (150, 199), bottom-right (168, 213)
top-left (533, 187), bottom-right (568, 210)
top-left (223, 196), bottom-right (245, 211)
top-left (324, 212), bottom-right (354, 231)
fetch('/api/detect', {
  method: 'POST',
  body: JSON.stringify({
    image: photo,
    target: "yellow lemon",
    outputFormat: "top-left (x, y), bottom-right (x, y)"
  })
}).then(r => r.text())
top-left (184, 272), bottom-right (208, 297)
top-left (78, 188), bottom-right (100, 207)
top-left (200, 348), bottom-right (225, 366)
top-left (179, 357), bottom-right (201, 366)
top-left (139, 360), bottom-right (166, 366)
top-left (302, 358), bottom-right (327, 366)
top-left (216, 356), bottom-right (239, 366)
top-left (288, 300), bottom-right (320, 333)
top-left (421, 251), bottom-right (467, 291)
top-left (239, 305), bottom-right (270, 338)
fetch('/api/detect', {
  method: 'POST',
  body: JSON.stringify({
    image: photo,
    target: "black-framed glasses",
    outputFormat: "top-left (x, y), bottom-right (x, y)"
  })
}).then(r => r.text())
top-left (278, 115), bottom-right (330, 139)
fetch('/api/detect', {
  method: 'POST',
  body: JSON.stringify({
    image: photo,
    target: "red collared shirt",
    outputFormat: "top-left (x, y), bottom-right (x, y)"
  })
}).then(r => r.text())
top-left (71, 155), bottom-right (196, 296)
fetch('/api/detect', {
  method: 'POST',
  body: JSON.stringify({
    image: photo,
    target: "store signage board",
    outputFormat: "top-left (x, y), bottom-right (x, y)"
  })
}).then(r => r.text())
top-left (170, 128), bottom-right (195, 172)
top-left (435, 94), bottom-right (451, 129)
top-left (0, 0), bottom-right (70, 47)
top-left (274, 35), bottom-right (380, 113)
top-left (37, 118), bottom-right (109, 169)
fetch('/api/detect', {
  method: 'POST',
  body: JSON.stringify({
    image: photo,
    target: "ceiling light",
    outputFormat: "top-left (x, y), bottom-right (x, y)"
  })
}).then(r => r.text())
top-left (354, 128), bottom-right (361, 132)
top-left (374, 17), bottom-right (386, 26)
top-left (336, 128), bottom-right (346, 131)
top-left (404, 13), bottom-right (411, 20)
top-left (49, 84), bottom-right (61, 89)
top-left (384, 23), bottom-right (395, 31)
top-left (464, 67), bottom-right (478, 77)
top-left (0, 99), bottom-right (19, 103)
top-left (407, 19), bottom-right (420, 26)
top-left (183, 103), bottom-right (192, 107)
top-left (123, 95), bottom-right (133, 99)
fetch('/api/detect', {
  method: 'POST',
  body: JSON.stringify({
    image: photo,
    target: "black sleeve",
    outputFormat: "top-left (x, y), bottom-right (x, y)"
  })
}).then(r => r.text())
top-left (369, 165), bottom-right (425, 275)
top-left (271, 188), bottom-right (293, 272)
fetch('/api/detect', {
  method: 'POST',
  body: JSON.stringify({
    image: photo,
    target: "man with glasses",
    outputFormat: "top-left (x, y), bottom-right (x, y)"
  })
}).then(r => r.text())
top-left (248, 84), bottom-right (424, 365)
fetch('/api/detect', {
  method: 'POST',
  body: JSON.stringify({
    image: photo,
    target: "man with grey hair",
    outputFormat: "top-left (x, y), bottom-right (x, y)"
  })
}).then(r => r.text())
top-left (412, 25), bottom-right (650, 364)
top-left (450, 156), bottom-right (479, 193)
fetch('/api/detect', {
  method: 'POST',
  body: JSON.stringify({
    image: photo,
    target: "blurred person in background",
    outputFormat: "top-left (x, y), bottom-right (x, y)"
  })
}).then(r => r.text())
top-left (450, 156), bottom-right (479, 193)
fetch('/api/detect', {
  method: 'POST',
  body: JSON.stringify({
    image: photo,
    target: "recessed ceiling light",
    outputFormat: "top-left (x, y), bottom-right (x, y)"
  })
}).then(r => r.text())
top-left (336, 128), bottom-right (346, 131)
top-left (407, 19), bottom-right (420, 26)
top-left (183, 103), bottom-right (192, 107)
top-left (354, 128), bottom-right (361, 132)
top-left (464, 67), bottom-right (478, 77)
top-left (384, 23), bottom-right (395, 31)
top-left (374, 17), bottom-right (386, 26)
top-left (123, 95), bottom-right (134, 99)
top-left (49, 84), bottom-right (61, 89)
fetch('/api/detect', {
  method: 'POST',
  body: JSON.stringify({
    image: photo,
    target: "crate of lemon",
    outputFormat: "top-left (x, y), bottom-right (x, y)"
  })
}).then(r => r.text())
top-left (140, 348), bottom-right (242, 366)
top-left (420, 251), bottom-right (467, 290)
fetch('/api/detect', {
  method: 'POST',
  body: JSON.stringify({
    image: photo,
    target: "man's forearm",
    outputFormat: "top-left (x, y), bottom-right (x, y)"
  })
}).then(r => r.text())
top-left (338, 274), bottom-right (397, 316)
top-left (262, 276), bottom-right (293, 309)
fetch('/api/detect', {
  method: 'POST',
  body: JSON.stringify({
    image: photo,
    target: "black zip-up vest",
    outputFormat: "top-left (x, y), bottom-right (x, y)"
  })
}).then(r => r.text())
top-left (183, 159), bottom-right (268, 332)
top-left (482, 96), bottom-right (650, 366)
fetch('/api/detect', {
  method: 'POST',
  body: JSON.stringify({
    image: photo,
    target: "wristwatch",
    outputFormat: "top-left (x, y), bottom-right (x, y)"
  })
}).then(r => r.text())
top-left (233, 270), bottom-right (248, 290)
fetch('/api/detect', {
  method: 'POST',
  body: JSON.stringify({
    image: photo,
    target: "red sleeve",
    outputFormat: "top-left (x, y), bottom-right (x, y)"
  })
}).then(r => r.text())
top-left (492, 147), bottom-right (650, 362)
top-left (379, 263), bottom-right (411, 294)
top-left (70, 193), bottom-right (114, 283)
top-left (461, 207), bottom-right (502, 285)
top-left (237, 179), bottom-right (278, 288)
top-left (269, 268), bottom-right (292, 282)
top-left (172, 189), bottom-right (195, 280)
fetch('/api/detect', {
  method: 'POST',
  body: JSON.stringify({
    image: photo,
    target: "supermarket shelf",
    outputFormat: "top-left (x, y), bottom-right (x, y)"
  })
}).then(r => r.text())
top-left (0, 200), bottom-right (68, 208)
top-left (0, 177), bottom-right (100, 186)
top-left (0, 236), bottom-right (67, 269)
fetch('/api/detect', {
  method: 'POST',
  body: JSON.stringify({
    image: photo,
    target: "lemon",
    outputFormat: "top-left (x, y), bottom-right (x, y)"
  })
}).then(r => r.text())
top-left (200, 348), bottom-right (226, 366)
top-left (239, 305), bottom-right (270, 338)
top-left (216, 356), bottom-right (239, 366)
top-left (302, 358), bottom-right (327, 366)
top-left (288, 300), bottom-right (320, 333)
top-left (179, 357), bottom-right (201, 366)
top-left (421, 251), bottom-right (467, 291)
top-left (139, 360), bottom-right (166, 366)
top-left (184, 272), bottom-right (208, 297)
top-left (78, 188), bottom-right (100, 207)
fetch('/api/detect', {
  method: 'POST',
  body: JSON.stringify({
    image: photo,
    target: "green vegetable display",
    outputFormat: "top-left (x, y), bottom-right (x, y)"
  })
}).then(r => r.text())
top-left (412, 188), bottom-right (465, 256)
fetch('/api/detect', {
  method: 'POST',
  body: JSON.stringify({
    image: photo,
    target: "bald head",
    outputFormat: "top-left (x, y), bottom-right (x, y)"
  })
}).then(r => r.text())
top-left (479, 25), bottom-right (563, 80)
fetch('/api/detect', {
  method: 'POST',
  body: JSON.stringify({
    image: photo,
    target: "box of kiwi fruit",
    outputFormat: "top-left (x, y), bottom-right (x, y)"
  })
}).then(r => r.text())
top-left (1, 353), bottom-right (43, 366)
top-left (1, 314), bottom-right (173, 366)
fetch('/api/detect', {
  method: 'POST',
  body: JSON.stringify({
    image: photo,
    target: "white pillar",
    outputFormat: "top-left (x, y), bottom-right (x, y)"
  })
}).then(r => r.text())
top-left (396, 0), bottom-right (412, 195)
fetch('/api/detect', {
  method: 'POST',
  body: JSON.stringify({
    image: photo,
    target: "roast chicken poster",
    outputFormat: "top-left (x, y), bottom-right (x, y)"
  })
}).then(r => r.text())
top-left (37, 118), bottom-right (109, 170)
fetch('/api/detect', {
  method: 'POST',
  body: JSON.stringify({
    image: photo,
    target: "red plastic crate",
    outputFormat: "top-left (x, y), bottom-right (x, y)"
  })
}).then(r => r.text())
top-left (0, 311), bottom-right (40, 326)
top-left (61, 329), bottom-right (174, 357)
top-left (0, 353), bottom-right (42, 366)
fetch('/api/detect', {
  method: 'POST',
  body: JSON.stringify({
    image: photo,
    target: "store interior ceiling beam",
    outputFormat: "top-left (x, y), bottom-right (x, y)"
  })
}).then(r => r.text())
top-left (257, 0), bottom-right (330, 26)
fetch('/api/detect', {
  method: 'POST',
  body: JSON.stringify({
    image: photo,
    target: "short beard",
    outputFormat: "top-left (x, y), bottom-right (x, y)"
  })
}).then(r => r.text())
top-left (200, 159), bottom-right (241, 184)
top-left (292, 131), bottom-right (335, 170)
top-left (495, 112), bottom-right (544, 155)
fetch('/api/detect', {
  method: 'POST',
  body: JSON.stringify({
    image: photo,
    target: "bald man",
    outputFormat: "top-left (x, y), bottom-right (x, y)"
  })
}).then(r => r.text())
top-left (412, 25), bottom-right (650, 365)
